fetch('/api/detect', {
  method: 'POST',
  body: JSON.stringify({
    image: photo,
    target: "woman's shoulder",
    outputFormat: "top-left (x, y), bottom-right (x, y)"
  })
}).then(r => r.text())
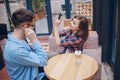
top-left (63, 27), bottom-right (72, 32)
top-left (63, 26), bottom-right (71, 30)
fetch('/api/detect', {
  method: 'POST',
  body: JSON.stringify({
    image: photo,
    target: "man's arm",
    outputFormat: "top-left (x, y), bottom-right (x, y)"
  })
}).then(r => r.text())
top-left (10, 28), bottom-right (48, 67)
top-left (11, 41), bottom-right (48, 67)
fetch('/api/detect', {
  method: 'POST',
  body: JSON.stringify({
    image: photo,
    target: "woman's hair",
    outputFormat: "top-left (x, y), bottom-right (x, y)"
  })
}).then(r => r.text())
top-left (11, 8), bottom-right (34, 28)
top-left (73, 15), bottom-right (89, 40)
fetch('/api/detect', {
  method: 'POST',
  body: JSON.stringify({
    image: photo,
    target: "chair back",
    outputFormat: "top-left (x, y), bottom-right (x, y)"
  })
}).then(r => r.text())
top-left (0, 24), bottom-right (7, 40)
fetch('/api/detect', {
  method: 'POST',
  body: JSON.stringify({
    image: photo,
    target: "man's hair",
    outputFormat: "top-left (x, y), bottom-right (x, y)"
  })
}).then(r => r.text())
top-left (11, 8), bottom-right (34, 27)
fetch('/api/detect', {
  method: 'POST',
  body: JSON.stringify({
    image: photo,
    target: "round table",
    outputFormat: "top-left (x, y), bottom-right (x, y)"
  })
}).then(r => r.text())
top-left (44, 53), bottom-right (98, 80)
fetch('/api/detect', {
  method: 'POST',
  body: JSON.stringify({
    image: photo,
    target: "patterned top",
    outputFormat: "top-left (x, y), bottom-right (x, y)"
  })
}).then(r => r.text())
top-left (59, 29), bottom-right (86, 53)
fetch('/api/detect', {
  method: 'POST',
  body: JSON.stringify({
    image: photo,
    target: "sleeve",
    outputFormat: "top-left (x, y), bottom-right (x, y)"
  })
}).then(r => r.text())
top-left (59, 37), bottom-right (82, 47)
top-left (11, 41), bottom-right (48, 67)
top-left (59, 29), bottom-right (72, 37)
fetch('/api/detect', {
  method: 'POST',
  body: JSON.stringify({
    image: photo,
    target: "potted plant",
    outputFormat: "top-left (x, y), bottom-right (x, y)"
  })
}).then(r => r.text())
top-left (32, 0), bottom-right (45, 20)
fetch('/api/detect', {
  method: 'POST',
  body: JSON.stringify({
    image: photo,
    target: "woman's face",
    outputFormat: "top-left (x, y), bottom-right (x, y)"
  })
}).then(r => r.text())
top-left (70, 18), bottom-right (80, 31)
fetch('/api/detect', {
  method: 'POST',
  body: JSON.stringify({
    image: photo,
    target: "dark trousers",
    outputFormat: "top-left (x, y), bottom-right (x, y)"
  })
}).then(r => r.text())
top-left (38, 67), bottom-right (49, 80)
top-left (0, 51), bottom-right (5, 70)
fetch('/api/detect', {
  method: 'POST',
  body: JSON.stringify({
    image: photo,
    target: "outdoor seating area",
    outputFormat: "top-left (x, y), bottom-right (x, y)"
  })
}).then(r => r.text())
top-left (1, 0), bottom-right (120, 80)
top-left (49, 31), bottom-right (98, 52)
top-left (0, 30), bottom-right (101, 80)
top-left (48, 31), bottom-right (101, 80)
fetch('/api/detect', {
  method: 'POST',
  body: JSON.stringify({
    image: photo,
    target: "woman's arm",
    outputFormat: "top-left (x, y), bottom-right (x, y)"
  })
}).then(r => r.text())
top-left (60, 37), bottom-right (82, 47)
top-left (53, 26), bottom-right (61, 46)
top-left (53, 17), bottom-right (72, 46)
top-left (59, 29), bottom-right (72, 37)
top-left (53, 18), bottom-right (61, 46)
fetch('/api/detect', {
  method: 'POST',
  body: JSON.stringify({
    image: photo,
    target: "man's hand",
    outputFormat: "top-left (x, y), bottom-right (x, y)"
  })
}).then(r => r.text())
top-left (24, 28), bottom-right (38, 42)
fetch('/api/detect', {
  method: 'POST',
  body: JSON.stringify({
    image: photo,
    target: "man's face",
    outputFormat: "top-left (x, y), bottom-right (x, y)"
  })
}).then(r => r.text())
top-left (26, 23), bottom-right (35, 29)
top-left (21, 20), bottom-right (35, 36)
top-left (22, 19), bottom-right (35, 30)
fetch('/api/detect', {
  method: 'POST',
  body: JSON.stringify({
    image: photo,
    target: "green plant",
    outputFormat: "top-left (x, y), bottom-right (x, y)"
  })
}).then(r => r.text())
top-left (32, 0), bottom-right (45, 13)
top-left (8, 14), bottom-right (14, 31)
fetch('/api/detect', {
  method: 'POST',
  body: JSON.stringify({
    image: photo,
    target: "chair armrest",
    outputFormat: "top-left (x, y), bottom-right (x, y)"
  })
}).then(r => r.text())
top-left (83, 31), bottom-right (98, 49)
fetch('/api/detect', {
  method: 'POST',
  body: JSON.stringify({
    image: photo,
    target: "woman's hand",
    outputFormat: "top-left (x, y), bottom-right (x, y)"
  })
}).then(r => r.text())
top-left (53, 16), bottom-right (61, 27)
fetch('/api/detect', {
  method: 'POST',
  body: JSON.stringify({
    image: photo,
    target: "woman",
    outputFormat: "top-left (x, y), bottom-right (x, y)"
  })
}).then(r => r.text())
top-left (53, 15), bottom-right (89, 53)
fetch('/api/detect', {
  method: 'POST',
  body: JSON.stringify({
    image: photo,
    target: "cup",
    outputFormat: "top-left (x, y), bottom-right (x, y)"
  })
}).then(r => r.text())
top-left (74, 50), bottom-right (82, 64)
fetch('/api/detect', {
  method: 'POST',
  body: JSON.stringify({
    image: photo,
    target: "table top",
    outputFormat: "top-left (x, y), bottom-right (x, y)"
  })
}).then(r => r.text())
top-left (44, 53), bottom-right (98, 80)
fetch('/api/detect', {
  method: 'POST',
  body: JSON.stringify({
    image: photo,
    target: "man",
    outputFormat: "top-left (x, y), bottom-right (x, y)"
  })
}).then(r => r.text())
top-left (4, 8), bottom-right (48, 80)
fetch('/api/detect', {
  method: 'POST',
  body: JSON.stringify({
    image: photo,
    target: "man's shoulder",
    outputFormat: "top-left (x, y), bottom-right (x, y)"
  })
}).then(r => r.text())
top-left (4, 40), bottom-right (20, 54)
